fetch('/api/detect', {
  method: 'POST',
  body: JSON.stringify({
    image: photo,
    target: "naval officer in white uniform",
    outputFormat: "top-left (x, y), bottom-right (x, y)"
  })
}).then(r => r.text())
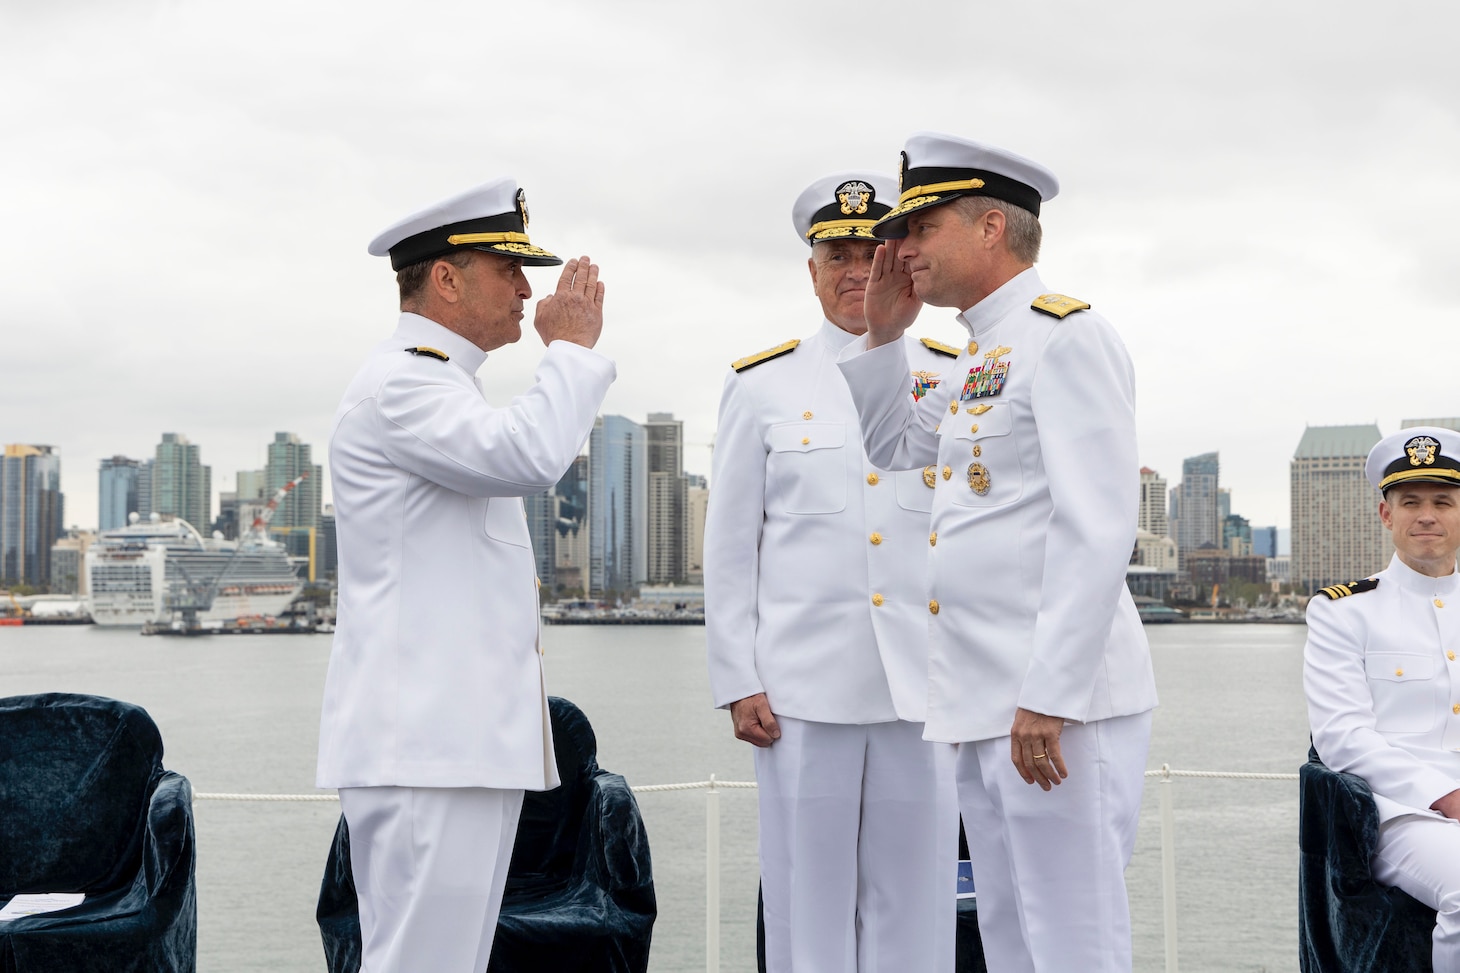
top-left (705, 171), bottom-right (958, 973)
top-left (1306, 426), bottom-right (1460, 970)
top-left (316, 178), bottom-right (615, 973)
top-left (835, 133), bottom-right (1158, 972)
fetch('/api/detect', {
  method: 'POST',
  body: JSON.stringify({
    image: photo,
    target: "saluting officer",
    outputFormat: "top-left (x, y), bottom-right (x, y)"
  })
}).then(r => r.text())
top-left (316, 178), bottom-right (615, 973)
top-left (836, 133), bottom-right (1158, 972)
top-left (705, 171), bottom-right (958, 973)
top-left (1306, 426), bottom-right (1460, 970)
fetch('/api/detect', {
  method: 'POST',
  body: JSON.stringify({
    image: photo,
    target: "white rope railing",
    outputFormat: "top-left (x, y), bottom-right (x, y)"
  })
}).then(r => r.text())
top-left (194, 767), bottom-right (1301, 973)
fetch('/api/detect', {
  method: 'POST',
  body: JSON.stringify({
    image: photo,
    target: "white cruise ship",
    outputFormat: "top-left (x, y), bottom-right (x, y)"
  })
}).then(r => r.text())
top-left (86, 514), bottom-right (303, 627)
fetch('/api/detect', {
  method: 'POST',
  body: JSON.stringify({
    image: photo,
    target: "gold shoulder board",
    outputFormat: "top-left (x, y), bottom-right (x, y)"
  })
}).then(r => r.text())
top-left (1317, 578), bottom-right (1380, 600)
top-left (1031, 293), bottom-right (1091, 319)
top-left (920, 337), bottom-right (961, 358)
top-left (732, 339), bottom-right (800, 372)
top-left (405, 346), bottom-right (450, 362)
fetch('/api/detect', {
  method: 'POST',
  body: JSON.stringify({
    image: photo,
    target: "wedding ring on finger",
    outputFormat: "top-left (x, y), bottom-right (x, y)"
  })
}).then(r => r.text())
top-left (1031, 752), bottom-right (1047, 760)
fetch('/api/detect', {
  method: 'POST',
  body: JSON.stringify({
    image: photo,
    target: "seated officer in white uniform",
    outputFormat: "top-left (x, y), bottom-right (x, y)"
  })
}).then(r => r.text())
top-left (705, 171), bottom-right (958, 973)
top-left (1306, 426), bottom-right (1460, 971)
top-left (316, 178), bottom-right (616, 973)
top-left (835, 133), bottom-right (1159, 972)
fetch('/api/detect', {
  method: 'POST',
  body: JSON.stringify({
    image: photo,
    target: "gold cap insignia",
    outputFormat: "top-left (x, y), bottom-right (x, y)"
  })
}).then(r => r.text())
top-left (1406, 435), bottom-right (1439, 467)
top-left (836, 180), bottom-right (873, 216)
top-left (517, 188), bottom-right (530, 230)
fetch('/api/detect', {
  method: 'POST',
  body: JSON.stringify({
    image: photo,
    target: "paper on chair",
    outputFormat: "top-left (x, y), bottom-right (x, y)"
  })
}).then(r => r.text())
top-left (956, 860), bottom-right (976, 900)
top-left (0, 893), bottom-right (86, 921)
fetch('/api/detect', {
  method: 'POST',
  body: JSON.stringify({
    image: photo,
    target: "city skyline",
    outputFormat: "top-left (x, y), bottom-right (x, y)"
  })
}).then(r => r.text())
top-left (3, 3), bottom-right (1455, 543)
top-left (13, 415), bottom-right (1455, 537)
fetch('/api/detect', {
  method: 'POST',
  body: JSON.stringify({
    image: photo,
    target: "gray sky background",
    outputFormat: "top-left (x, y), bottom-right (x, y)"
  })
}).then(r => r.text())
top-left (3, 0), bottom-right (1456, 532)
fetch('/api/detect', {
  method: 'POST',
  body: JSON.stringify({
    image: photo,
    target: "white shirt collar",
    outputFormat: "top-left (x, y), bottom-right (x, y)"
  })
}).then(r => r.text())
top-left (1386, 552), bottom-right (1460, 595)
top-left (392, 313), bottom-right (490, 376)
top-left (955, 267), bottom-right (1045, 338)
top-left (817, 318), bottom-right (864, 351)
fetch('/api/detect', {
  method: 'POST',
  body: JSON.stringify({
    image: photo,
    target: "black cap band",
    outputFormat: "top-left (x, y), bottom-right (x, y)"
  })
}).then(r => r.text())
top-left (388, 212), bottom-right (527, 271)
top-left (900, 165), bottom-right (1043, 216)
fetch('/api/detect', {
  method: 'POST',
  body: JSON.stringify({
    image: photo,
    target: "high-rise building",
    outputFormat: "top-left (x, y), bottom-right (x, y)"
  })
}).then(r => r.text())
top-left (1252, 525), bottom-right (1280, 559)
top-left (1291, 424), bottom-right (1389, 593)
top-left (1, 445), bottom-right (63, 586)
top-left (98, 456), bottom-right (143, 530)
top-left (152, 433), bottom-right (211, 530)
top-left (589, 415), bottom-right (646, 598)
top-left (1402, 417), bottom-right (1460, 432)
top-left (1223, 513), bottom-right (1252, 557)
top-left (644, 413), bottom-right (687, 585)
top-left (264, 432), bottom-right (323, 559)
top-left (49, 531), bottom-right (95, 595)
top-left (1137, 467), bottom-right (1168, 537)
top-left (136, 459), bottom-right (154, 518)
top-left (1174, 452), bottom-right (1220, 567)
top-left (552, 456), bottom-right (590, 595)
top-left (525, 491), bottom-right (559, 592)
top-left (318, 506), bottom-right (338, 581)
top-left (236, 470), bottom-right (268, 501)
top-left (686, 476), bottom-right (708, 585)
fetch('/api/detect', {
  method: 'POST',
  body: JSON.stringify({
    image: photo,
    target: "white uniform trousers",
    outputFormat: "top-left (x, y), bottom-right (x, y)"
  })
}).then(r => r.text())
top-left (954, 710), bottom-right (1151, 973)
top-left (754, 716), bottom-right (958, 973)
top-left (339, 785), bottom-right (525, 973)
top-left (1372, 811), bottom-right (1460, 970)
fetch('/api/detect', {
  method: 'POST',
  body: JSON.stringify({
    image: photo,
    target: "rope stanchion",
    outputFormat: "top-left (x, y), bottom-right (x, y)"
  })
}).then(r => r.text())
top-left (194, 770), bottom-right (1291, 802)
top-left (193, 767), bottom-right (1298, 972)
top-left (194, 792), bottom-right (339, 802)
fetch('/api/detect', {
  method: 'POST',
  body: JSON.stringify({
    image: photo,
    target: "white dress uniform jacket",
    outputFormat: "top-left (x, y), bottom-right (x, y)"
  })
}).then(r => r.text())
top-left (836, 268), bottom-right (1158, 743)
top-left (1306, 554), bottom-right (1460, 823)
top-left (705, 321), bottom-right (957, 724)
top-left (317, 312), bottom-right (615, 791)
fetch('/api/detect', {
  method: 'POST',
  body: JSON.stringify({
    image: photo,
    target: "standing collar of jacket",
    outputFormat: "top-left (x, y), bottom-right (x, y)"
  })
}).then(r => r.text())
top-left (1385, 551), bottom-right (1460, 595)
top-left (955, 266), bottom-right (1045, 338)
top-left (817, 317), bottom-right (864, 352)
top-left (392, 312), bottom-right (490, 376)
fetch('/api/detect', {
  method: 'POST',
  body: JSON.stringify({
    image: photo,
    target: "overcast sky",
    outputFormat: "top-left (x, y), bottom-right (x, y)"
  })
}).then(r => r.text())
top-left (3, 0), bottom-right (1456, 532)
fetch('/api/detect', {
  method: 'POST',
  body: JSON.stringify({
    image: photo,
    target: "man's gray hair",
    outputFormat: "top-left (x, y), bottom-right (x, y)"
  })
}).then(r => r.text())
top-left (953, 196), bottom-right (1042, 264)
top-left (397, 250), bottom-right (476, 306)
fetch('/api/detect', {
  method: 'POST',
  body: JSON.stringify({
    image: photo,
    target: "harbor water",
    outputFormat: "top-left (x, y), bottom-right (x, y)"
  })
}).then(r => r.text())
top-left (0, 622), bottom-right (1309, 972)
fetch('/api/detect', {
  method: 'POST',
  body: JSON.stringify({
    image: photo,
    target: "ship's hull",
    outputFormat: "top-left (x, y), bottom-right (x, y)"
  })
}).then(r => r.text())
top-left (86, 520), bottom-right (302, 627)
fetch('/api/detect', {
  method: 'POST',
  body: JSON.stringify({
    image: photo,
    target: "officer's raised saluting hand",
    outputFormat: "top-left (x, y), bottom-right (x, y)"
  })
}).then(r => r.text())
top-left (862, 239), bottom-right (921, 349)
top-left (535, 255), bottom-right (605, 349)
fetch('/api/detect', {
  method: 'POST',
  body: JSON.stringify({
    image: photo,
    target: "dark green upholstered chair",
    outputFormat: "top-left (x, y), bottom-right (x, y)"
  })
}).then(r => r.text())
top-left (1299, 748), bottom-right (1435, 972)
top-left (0, 693), bottom-right (196, 972)
top-left (318, 696), bottom-right (656, 972)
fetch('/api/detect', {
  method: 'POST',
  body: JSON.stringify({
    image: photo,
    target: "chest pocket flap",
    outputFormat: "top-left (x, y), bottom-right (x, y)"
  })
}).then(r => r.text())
top-left (1366, 653), bottom-right (1438, 682)
top-left (768, 422), bottom-right (846, 453)
top-left (948, 404), bottom-right (1012, 443)
top-left (767, 421), bottom-right (848, 514)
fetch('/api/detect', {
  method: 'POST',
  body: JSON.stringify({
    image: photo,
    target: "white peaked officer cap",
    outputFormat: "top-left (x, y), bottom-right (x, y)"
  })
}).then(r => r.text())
top-left (1365, 426), bottom-right (1460, 494)
top-left (791, 171), bottom-right (898, 247)
top-left (874, 131), bottom-right (1060, 239)
top-left (367, 177), bottom-right (563, 271)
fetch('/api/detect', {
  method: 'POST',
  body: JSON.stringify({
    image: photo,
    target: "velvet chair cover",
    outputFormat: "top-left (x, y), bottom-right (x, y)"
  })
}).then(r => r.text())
top-left (0, 693), bottom-right (196, 973)
top-left (318, 696), bottom-right (656, 972)
top-left (1298, 747), bottom-right (1435, 972)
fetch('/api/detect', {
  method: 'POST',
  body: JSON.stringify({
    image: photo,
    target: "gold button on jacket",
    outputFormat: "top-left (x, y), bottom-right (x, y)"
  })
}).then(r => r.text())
top-left (869, 532), bottom-right (882, 545)
top-left (866, 472), bottom-right (879, 485)
top-left (928, 600), bottom-right (940, 615)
